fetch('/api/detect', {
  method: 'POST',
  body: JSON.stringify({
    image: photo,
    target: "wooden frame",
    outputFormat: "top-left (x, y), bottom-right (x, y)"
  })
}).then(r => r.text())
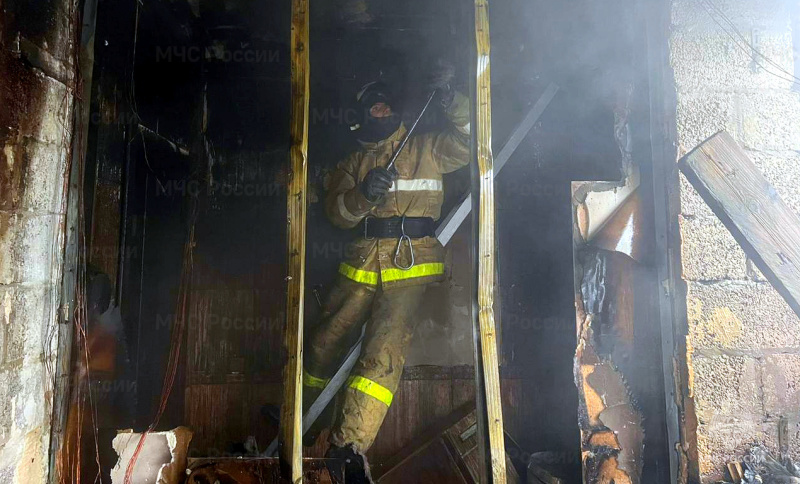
top-left (470, 1), bottom-right (507, 482)
top-left (280, 0), bottom-right (310, 481)
top-left (278, 1), bottom-right (509, 481)
top-left (644, 0), bottom-right (686, 479)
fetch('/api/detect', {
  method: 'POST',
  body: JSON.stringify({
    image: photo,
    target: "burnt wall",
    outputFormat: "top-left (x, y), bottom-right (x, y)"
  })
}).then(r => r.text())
top-left (0, 0), bottom-right (77, 481)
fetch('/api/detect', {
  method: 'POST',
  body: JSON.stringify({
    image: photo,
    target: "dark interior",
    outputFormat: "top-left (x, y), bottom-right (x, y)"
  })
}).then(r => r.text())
top-left (81, 0), bottom-right (668, 482)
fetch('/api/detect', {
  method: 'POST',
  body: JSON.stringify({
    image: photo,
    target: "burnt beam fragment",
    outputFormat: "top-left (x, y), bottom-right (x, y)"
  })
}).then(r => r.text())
top-left (575, 248), bottom-right (645, 484)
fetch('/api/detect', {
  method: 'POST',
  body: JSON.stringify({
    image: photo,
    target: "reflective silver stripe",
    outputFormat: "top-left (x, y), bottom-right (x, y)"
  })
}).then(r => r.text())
top-left (456, 122), bottom-right (470, 135)
top-left (388, 179), bottom-right (442, 193)
top-left (337, 192), bottom-right (364, 223)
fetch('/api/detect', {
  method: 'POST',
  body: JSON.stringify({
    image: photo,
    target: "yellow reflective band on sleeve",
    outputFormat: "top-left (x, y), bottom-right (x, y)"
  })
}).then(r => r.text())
top-left (346, 375), bottom-right (394, 406)
top-left (303, 370), bottom-right (329, 389)
top-left (381, 262), bottom-right (444, 283)
top-left (338, 263), bottom-right (379, 285)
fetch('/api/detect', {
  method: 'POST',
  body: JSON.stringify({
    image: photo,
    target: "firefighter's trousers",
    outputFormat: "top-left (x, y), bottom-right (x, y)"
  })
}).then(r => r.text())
top-left (303, 277), bottom-right (426, 452)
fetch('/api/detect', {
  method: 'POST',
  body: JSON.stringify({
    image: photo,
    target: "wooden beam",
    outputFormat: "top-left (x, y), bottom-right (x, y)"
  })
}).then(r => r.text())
top-left (680, 130), bottom-right (800, 317)
top-left (645, 2), bottom-right (685, 480)
top-left (471, 1), bottom-right (507, 482)
top-left (279, 0), bottom-right (310, 481)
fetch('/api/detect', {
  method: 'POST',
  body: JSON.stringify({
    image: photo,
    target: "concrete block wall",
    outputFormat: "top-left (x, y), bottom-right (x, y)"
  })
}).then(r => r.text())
top-left (0, 1), bottom-right (76, 482)
top-left (670, 0), bottom-right (800, 480)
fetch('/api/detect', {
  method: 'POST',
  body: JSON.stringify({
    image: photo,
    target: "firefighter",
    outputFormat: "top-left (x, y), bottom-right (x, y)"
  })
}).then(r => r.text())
top-left (304, 63), bottom-right (469, 483)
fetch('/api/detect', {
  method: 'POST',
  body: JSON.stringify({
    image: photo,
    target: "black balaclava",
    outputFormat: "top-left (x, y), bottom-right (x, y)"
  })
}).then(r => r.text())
top-left (358, 112), bottom-right (401, 143)
top-left (353, 81), bottom-right (401, 143)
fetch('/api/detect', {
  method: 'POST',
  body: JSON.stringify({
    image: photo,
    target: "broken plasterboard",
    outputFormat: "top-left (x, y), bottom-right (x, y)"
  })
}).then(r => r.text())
top-left (110, 427), bottom-right (193, 484)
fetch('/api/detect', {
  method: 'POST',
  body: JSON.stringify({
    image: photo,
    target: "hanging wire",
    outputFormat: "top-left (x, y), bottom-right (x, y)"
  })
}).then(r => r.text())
top-left (128, 0), bottom-right (177, 193)
top-left (701, 0), bottom-right (800, 84)
top-left (51, 0), bottom-right (104, 481)
top-left (129, 0), bottom-right (143, 121)
top-left (698, 0), bottom-right (800, 86)
top-left (123, 194), bottom-right (198, 484)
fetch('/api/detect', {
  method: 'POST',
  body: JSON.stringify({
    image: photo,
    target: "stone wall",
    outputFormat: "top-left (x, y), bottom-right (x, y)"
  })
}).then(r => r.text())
top-left (670, 0), bottom-right (800, 480)
top-left (0, 0), bottom-right (77, 482)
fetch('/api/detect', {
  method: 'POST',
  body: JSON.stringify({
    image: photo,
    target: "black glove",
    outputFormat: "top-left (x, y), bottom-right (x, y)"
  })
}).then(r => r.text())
top-left (427, 59), bottom-right (456, 108)
top-left (360, 167), bottom-right (394, 203)
top-left (428, 59), bottom-right (455, 91)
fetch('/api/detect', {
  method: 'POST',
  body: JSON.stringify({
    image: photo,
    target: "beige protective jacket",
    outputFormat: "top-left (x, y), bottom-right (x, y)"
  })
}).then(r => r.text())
top-left (324, 91), bottom-right (471, 289)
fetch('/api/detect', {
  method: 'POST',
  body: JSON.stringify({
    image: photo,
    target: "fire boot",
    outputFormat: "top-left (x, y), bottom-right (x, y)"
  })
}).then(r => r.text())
top-left (325, 444), bottom-right (374, 484)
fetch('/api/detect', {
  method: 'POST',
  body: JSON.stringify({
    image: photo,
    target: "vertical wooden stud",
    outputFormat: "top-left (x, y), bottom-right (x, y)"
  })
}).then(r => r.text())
top-left (472, 1), bottom-right (507, 482)
top-left (280, 0), bottom-right (310, 481)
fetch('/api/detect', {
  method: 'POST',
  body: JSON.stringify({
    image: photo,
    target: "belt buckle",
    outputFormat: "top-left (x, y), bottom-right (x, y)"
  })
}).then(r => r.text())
top-left (363, 216), bottom-right (376, 241)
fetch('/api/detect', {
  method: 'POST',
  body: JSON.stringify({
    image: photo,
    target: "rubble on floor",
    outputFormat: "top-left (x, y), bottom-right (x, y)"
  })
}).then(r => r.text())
top-left (185, 457), bottom-right (337, 484)
top-left (718, 446), bottom-right (800, 484)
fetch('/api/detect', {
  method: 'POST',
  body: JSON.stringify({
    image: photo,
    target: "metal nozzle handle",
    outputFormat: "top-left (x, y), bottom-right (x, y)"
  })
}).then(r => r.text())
top-left (385, 89), bottom-right (438, 173)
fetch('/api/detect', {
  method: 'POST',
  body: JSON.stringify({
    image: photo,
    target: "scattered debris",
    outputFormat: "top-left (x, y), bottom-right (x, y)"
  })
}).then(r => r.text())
top-left (718, 446), bottom-right (800, 484)
top-left (185, 457), bottom-right (337, 484)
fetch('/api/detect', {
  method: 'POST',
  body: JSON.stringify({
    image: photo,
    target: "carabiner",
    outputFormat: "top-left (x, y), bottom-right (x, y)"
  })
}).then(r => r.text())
top-left (393, 216), bottom-right (415, 271)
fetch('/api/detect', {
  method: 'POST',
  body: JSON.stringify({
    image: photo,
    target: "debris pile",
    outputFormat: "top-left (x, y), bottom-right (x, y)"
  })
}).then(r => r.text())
top-left (720, 446), bottom-right (800, 484)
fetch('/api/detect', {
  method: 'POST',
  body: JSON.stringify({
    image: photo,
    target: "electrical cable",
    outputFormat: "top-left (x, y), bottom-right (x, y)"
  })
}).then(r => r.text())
top-left (57, 0), bottom-right (104, 481)
top-left (702, 0), bottom-right (800, 84)
top-left (699, 0), bottom-right (800, 86)
top-left (123, 197), bottom-right (197, 484)
top-left (701, 0), bottom-right (799, 83)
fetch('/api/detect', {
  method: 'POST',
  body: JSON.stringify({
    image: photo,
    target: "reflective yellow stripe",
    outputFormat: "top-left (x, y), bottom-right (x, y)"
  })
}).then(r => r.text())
top-left (303, 371), bottom-right (329, 389)
top-left (347, 375), bottom-right (394, 406)
top-left (339, 262), bottom-right (444, 285)
top-left (338, 263), bottom-right (379, 285)
top-left (381, 262), bottom-right (444, 283)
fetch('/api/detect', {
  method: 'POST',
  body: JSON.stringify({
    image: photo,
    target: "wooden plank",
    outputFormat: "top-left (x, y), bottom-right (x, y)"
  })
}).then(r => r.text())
top-left (441, 412), bottom-right (521, 484)
top-left (680, 131), bottom-right (800, 317)
top-left (376, 406), bottom-right (520, 484)
top-left (471, 1), bottom-right (507, 483)
top-left (442, 411), bottom-right (481, 482)
top-left (279, 0), bottom-right (310, 481)
top-left (373, 403), bottom-right (475, 481)
top-left (379, 441), bottom-right (466, 484)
